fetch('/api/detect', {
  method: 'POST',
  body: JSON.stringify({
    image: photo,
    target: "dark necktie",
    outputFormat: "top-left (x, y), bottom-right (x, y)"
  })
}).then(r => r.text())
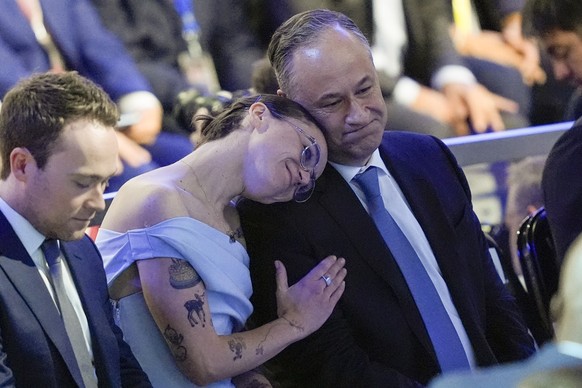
top-left (42, 239), bottom-right (98, 388)
top-left (353, 167), bottom-right (470, 372)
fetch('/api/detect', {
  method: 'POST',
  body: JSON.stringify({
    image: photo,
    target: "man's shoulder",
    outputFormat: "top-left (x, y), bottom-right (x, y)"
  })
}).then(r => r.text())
top-left (381, 130), bottom-right (440, 150)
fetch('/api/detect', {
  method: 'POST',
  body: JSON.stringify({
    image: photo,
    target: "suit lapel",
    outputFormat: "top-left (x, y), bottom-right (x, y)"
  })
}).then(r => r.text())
top-left (316, 164), bottom-right (435, 355)
top-left (62, 239), bottom-right (118, 384)
top-left (0, 212), bottom-right (86, 387)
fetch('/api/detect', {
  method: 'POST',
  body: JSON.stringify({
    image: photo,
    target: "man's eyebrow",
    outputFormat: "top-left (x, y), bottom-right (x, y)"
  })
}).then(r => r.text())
top-left (316, 76), bottom-right (373, 102)
top-left (69, 173), bottom-right (109, 181)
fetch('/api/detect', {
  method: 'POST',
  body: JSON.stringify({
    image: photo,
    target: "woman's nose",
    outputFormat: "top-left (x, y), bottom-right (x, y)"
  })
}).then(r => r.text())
top-left (297, 168), bottom-right (311, 186)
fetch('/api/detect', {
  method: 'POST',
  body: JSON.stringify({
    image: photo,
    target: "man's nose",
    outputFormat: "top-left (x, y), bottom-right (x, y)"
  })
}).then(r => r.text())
top-left (345, 98), bottom-right (367, 124)
top-left (552, 60), bottom-right (572, 81)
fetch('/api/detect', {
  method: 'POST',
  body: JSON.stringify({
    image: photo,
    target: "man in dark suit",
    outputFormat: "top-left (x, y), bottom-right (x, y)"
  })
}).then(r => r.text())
top-left (429, 232), bottom-right (582, 387)
top-left (524, 0), bottom-right (582, 263)
top-left (238, 9), bottom-right (535, 387)
top-left (0, 72), bottom-right (151, 387)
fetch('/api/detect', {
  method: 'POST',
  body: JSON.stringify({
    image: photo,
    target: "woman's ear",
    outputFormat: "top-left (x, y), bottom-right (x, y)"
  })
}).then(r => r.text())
top-left (248, 102), bottom-right (270, 132)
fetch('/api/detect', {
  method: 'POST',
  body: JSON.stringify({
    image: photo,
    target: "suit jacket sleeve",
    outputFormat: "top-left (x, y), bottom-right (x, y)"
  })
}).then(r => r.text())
top-left (542, 118), bottom-right (582, 262)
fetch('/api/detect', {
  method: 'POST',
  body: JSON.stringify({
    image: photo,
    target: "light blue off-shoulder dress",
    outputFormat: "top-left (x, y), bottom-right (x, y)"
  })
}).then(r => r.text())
top-left (96, 217), bottom-right (253, 388)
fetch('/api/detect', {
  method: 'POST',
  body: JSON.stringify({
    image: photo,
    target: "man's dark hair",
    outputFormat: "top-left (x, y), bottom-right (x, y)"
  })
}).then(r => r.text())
top-left (524, 0), bottom-right (582, 38)
top-left (0, 71), bottom-right (118, 179)
top-left (267, 9), bottom-right (370, 95)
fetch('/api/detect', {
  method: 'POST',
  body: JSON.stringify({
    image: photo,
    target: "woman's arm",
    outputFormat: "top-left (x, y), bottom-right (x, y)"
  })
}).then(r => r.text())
top-left (137, 255), bottom-right (345, 386)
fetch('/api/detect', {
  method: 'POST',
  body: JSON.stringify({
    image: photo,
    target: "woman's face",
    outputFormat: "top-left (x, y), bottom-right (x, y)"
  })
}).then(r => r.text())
top-left (242, 114), bottom-right (327, 204)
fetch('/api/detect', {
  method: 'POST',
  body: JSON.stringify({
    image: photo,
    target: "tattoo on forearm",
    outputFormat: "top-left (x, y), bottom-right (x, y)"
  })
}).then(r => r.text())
top-left (256, 326), bottom-right (276, 356)
top-left (163, 325), bottom-right (188, 362)
top-left (228, 336), bottom-right (246, 361)
top-left (281, 316), bottom-right (305, 333)
top-left (184, 292), bottom-right (207, 327)
top-left (168, 259), bottom-right (201, 289)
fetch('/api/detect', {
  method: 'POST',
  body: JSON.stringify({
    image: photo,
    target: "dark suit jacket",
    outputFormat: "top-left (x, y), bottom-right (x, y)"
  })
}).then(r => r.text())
top-left (0, 0), bottom-right (151, 99)
top-left (238, 132), bottom-right (535, 387)
top-left (0, 211), bottom-right (151, 387)
top-left (542, 118), bottom-right (582, 263)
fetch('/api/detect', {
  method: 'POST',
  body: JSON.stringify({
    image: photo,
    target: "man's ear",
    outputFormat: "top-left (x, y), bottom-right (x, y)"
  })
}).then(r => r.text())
top-left (10, 147), bottom-right (35, 182)
top-left (277, 89), bottom-right (287, 97)
top-left (248, 101), bottom-right (269, 132)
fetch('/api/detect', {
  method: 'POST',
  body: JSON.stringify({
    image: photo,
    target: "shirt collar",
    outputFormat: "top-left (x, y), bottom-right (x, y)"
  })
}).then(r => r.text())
top-left (329, 149), bottom-right (390, 183)
top-left (0, 197), bottom-right (46, 257)
top-left (557, 341), bottom-right (582, 359)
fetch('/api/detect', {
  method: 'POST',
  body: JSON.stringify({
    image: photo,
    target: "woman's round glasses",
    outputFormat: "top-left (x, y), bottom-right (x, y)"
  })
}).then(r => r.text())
top-left (282, 120), bottom-right (321, 203)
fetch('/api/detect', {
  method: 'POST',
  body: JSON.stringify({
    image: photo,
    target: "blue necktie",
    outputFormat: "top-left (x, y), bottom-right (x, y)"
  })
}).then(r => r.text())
top-left (42, 239), bottom-right (98, 388)
top-left (353, 167), bottom-right (470, 372)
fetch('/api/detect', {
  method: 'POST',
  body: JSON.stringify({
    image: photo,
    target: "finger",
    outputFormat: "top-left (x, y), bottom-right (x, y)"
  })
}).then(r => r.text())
top-left (323, 267), bottom-right (347, 297)
top-left (328, 280), bottom-right (346, 305)
top-left (469, 107), bottom-right (504, 133)
top-left (467, 107), bottom-right (489, 133)
top-left (308, 255), bottom-right (338, 279)
top-left (274, 260), bottom-right (289, 294)
top-left (490, 93), bottom-right (519, 114)
top-left (325, 257), bottom-right (346, 279)
top-left (453, 119), bottom-right (470, 136)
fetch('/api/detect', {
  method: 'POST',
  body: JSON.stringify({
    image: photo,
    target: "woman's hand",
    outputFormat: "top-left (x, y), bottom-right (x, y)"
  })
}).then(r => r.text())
top-left (275, 255), bottom-right (346, 338)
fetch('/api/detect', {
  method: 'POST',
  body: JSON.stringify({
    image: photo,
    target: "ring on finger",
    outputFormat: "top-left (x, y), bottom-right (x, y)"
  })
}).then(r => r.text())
top-left (320, 274), bottom-right (332, 287)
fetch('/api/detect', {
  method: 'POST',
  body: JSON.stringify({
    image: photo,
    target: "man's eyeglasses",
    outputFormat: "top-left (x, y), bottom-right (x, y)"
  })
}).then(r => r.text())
top-left (282, 120), bottom-right (321, 203)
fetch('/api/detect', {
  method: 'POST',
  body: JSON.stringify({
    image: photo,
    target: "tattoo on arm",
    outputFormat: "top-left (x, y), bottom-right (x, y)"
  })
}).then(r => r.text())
top-left (228, 335), bottom-right (246, 361)
top-left (168, 259), bottom-right (201, 289)
top-left (280, 316), bottom-right (304, 333)
top-left (255, 318), bottom-right (305, 356)
top-left (255, 326), bottom-right (275, 356)
top-left (163, 325), bottom-right (188, 362)
top-left (184, 292), bottom-right (207, 327)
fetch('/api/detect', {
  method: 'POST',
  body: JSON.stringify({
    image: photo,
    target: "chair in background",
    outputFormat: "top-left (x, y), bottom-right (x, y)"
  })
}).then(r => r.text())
top-left (517, 206), bottom-right (560, 345)
top-left (484, 229), bottom-right (546, 347)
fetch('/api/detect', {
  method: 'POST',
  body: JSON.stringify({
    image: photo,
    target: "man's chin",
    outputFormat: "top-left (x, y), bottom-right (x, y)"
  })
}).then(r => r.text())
top-left (60, 228), bottom-right (90, 241)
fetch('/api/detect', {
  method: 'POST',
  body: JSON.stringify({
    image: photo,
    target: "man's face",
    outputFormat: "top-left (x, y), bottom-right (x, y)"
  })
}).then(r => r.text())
top-left (20, 119), bottom-right (118, 240)
top-left (283, 27), bottom-right (387, 166)
top-left (542, 29), bottom-right (582, 86)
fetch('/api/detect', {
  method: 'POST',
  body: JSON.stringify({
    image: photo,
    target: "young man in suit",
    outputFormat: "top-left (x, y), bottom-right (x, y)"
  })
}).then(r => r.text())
top-left (523, 0), bottom-right (582, 264)
top-left (238, 9), bottom-right (535, 387)
top-left (0, 72), bottom-right (151, 387)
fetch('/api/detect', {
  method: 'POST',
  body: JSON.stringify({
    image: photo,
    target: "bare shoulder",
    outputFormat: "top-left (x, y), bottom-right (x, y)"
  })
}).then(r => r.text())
top-left (101, 173), bottom-right (188, 232)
